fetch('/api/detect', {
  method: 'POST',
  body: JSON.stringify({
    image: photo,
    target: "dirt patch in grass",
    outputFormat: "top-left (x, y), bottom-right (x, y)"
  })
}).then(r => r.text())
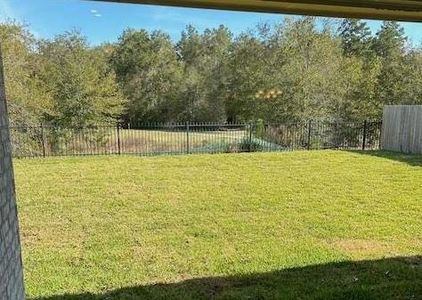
top-left (329, 239), bottom-right (397, 259)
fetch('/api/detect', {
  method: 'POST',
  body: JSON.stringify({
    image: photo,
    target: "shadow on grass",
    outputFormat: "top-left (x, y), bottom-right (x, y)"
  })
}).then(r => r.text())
top-left (347, 150), bottom-right (422, 167)
top-left (33, 256), bottom-right (421, 300)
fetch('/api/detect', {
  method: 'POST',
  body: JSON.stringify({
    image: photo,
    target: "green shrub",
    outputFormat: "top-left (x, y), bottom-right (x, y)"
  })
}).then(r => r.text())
top-left (238, 137), bottom-right (264, 152)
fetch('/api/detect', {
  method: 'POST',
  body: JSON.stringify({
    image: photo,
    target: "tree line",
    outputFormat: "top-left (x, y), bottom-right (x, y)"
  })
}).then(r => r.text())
top-left (1, 17), bottom-right (421, 128)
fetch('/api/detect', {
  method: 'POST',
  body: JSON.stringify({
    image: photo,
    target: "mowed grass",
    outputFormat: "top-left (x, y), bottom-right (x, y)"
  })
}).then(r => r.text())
top-left (51, 128), bottom-right (247, 156)
top-left (14, 151), bottom-right (422, 299)
top-left (118, 129), bottom-right (246, 153)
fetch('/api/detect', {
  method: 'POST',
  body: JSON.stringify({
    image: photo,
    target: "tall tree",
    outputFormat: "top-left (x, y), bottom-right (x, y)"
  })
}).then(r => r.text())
top-left (271, 17), bottom-right (344, 122)
top-left (112, 29), bottom-right (182, 123)
top-left (0, 22), bottom-right (51, 126)
top-left (1, 18), bottom-right (421, 128)
top-left (38, 31), bottom-right (125, 127)
top-left (177, 25), bottom-right (232, 122)
top-left (373, 21), bottom-right (408, 108)
top-left (335, 19), bottom-right (381, 121)
top-left (373, 21), bottom-right (406, 58)
top-left (226, 30), bottom-right (268, 122)
top-left (333, 55), bottom-right (381, 121)
top-left (338, 19), bottom-right (373, 57)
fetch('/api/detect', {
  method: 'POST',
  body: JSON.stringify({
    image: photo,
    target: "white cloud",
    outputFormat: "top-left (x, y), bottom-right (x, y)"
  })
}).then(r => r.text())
top-left (90, 9), bottom-right (102, 17)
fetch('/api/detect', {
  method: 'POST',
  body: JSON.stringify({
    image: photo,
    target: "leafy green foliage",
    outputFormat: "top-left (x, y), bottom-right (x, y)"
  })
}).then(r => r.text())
top-left (177, 25), bottom-right (232, 122)
top-left (338, 19), bottom-right (373, 57)
top-left (111, 29), bottom-right (182, 123)
top-left (0, 22), bottom-right (50, 127)
top-left (1, 18), bottom-right (422, 127)
top-left (37, 31), bottom-right (125, 127)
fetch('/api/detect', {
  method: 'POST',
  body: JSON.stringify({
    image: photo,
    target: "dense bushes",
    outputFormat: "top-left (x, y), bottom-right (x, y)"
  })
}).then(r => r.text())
top-left (1, 18), bottom-right (421, 131)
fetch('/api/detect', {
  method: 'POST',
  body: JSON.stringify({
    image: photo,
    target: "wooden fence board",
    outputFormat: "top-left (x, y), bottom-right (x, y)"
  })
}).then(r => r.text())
top-left (382, 105), bottom-right (422, 154)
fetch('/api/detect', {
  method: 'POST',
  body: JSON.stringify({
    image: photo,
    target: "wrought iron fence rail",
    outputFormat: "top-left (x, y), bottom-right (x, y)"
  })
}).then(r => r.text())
top-left (9, 120), bottom-right (382, 159)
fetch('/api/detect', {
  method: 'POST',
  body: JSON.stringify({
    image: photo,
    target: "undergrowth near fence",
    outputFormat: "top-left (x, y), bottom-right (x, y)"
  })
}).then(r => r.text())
top-left (10, 121), bottom-right (382, 158)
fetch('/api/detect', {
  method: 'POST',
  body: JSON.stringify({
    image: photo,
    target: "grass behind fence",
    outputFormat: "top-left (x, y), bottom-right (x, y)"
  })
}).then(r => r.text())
top-left (10, 121), bottom-right (382, 158)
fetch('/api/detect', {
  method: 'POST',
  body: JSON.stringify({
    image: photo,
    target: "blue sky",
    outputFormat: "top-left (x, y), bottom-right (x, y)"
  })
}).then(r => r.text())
top-left (1, 0), bottom-right (421, 46)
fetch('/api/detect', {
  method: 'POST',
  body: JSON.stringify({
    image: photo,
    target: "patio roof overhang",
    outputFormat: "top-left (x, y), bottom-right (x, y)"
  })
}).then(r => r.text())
top-left (93, 0), bottom-right (422, 22)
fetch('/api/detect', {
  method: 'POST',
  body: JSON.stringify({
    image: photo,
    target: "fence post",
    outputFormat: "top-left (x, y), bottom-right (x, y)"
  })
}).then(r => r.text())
top-left (40, 122), bottom-right (46, 158)
top-left (362, 120), bottom-right (368, 151)
top-left (186, 121), bottom-right (190, 154)
top-left (307, 120), bottom-right (312, 150)
top-left (117, 123), bottom-right (121, 155)
top-left (249, 122), bottom-right (253, 152)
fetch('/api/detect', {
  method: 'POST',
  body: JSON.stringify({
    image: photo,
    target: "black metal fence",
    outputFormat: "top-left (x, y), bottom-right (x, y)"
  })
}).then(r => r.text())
top-left (9, 120), bottom-right (382, 158)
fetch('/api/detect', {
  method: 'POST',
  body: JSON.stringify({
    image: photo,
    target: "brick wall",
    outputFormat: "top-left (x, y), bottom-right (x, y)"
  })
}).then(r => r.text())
top-left (0, 46), bottom-right (25, 299)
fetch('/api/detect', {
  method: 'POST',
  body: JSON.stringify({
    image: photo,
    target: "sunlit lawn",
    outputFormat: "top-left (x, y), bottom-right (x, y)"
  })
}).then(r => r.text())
top-left (118, 129), bottom-right (247, 153)
top-left (14, 150), bottom-right (422, 299)
top-left (43, 128), bottom-right (247, 156)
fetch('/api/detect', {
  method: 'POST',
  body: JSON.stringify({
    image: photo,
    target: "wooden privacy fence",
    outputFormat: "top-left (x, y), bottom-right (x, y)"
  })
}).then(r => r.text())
top-left (381, 105), bottom-right (422, 154)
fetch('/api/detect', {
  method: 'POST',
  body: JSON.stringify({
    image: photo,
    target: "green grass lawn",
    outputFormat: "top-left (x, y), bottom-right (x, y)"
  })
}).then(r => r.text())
top-left (14, 151), bottom-right (422, 299)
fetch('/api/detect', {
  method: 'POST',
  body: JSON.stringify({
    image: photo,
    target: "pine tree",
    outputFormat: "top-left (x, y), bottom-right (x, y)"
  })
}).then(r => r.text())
top-left (373, 21), bottom-right (406, 58)
top-left (338, 19), bottom-right (372, 57)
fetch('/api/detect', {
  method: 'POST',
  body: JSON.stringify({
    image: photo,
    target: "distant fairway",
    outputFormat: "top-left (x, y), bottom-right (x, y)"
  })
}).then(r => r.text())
top-left (117, 128), bottom-right (248, 154)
